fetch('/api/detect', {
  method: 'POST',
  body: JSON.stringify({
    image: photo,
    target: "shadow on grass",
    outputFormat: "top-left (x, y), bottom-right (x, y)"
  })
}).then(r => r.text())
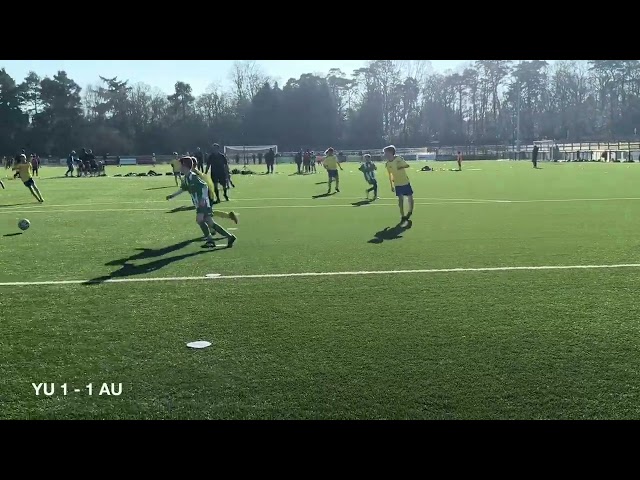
top-left (86, 237), bottom-right (220, 285)
top-left (0, 203), bottom-right (34, 209)
top-left (315, 181), bottom-right (327, 185)
top-left (352, 200), bottom-right (373, 207)
top-left (168, 205), bottom-right (196, 213)
top-left (367, 221), bottom-right (413, 244)
top-left (312, 192), bottom-right (336, 199)
top-left (146, 185), bottom-right (175, 191)
top-left (3, 232), bottom-right (23, 237)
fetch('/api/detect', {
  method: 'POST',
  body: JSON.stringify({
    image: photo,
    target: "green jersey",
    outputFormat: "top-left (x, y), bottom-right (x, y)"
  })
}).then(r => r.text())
top-left (359, 160), bottom-right (377, 183)
top-left (183, 171), bottom-right (211, 208)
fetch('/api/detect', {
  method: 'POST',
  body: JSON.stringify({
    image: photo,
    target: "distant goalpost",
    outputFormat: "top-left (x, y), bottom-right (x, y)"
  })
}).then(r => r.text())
top-left (224, 145), bottom-right (278, 164)
top-left (533, 140), bottom-right (556, 161)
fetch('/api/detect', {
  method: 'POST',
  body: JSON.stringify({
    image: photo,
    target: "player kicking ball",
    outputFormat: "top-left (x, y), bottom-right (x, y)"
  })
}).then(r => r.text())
top-left (166, 157), bottom-right (237, 248)
top-left (13, 154), bottom-right (44, 203)
top-left (384, 145), bottom-right (413, 226)
top-left (359, 154), bottom-right (378, 200)
top-left (322, 147), bottom-right (342, 194)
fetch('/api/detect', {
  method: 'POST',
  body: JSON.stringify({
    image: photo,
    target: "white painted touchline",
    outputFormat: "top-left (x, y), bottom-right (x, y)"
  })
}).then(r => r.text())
top-left (1, 263), bottom-right (639, 287)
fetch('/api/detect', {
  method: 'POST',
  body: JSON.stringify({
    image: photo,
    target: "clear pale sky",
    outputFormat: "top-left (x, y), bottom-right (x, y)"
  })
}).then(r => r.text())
top-left (0, 60), bottom-right (469, 96)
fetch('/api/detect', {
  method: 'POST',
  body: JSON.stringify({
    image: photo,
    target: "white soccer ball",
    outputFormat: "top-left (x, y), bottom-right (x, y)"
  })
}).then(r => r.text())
top-left (18, 219), bottom-right (30, 231)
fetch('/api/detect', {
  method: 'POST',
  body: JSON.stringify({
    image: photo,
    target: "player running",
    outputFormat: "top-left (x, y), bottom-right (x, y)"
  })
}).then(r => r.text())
top-left (13, 154), bottom-right (44, 203)
top-left (384, 145), bottom-right (413, 225)
top-left (166, 157), bottom-right (237, 248)
top-left (359, 154), bottom-right (378, 200)
top-left (322, 147), bottom-right (343, 194)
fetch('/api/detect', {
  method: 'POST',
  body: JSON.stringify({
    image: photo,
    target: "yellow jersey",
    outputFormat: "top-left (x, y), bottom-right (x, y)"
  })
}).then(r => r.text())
top-left (386, 156), bottom-right (410, 187)
top-left (14, 163), bottom-right (33, 182)
top-left (323, 155), bottom-right (340, 170)
top-left (171, 158), bottom-right (181, 172)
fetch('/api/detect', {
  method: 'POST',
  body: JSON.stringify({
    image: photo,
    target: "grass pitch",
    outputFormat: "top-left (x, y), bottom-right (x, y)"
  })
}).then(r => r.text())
top-left (1, 160), bottom-right (640, 419)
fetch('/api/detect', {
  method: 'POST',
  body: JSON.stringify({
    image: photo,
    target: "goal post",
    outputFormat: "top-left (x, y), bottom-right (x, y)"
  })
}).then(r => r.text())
top-left (533, 140), bottom-right (556, 161)
top-left (224, 145), bottom-right (278, 164)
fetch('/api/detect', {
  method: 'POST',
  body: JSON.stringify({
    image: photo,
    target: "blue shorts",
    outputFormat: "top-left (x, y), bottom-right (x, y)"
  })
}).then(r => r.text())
top-left (23, 178), bottom-right (35, 188)
top-left (395, 183), bottom-right (413, 197)
top-left (328, 169), bottom-right (339, 179)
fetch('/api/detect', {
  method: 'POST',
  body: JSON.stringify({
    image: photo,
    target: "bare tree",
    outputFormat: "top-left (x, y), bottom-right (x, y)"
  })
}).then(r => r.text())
top-left (229, 61), bottom-right (271, 104)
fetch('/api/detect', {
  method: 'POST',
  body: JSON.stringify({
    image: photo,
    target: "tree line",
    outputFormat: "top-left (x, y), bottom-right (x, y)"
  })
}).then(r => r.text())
top-left (1, 60), bottom-right (639, 157)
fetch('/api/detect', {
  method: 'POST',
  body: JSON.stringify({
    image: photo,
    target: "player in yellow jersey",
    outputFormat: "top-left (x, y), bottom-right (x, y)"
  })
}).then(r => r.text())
top-left (322, 147), bottom-right (343, 194)
top-left (13, 154), bottom-right (44, 202)
top-left (384, 145), bottom-right (413, 225)
top-left (170, 152), bottom-right (182, 187)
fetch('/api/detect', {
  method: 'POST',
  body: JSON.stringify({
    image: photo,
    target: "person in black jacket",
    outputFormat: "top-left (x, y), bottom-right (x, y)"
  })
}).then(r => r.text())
top-left (532, 145), bottom-right (539, 169)
top-left (194, 147), bottom-right (204, 171)
top-left (265, 148), bottom-right (275, 174)
top-left (205, 143), bottom-right (230, 202)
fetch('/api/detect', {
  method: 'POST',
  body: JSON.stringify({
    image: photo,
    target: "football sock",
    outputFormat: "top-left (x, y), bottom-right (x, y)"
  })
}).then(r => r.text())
top-left (213, 211), bottom-right (231, 220)
top-left (208, 220), bottom-right (232, 239)
top-left (198, 222), bottom-right (211, 239)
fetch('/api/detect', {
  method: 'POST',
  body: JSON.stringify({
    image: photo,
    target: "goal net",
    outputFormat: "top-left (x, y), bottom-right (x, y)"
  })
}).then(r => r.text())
top-left (224, 145), bottom-right (278, 164)
top-left (533, 140), bottom-right (556, 161)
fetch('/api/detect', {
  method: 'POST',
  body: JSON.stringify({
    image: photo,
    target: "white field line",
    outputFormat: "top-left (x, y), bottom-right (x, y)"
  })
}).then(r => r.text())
top-left (0, 196), bottom-right (503, 210)
top-left (1, 263), bottom-right (639, 287)
top-left (3, 196), bottom-right (640, 213)
top-left (2, 196), bottom-right (640, 215)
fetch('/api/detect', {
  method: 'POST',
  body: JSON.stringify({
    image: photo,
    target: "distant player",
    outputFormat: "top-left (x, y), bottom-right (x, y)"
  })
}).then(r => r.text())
top-left (322, 147), bottom-right (343, 194)
top-left (171, 152), bottom-right (182, 186)
top-left (31, 154), bottom-right (40, 176)
top-left (309, 151), bottom-right (316, 173)
top-left (65, 151), bottom-right (76, 177)
top-left (13, 154), bottom-right (44, 203)
top-left (166, 156), bottom-right (237, 248)
top-left (265, 148), bottom-right (275, 174)
top-left (205, 143), bottom-right (230, 203)
top-left (532, 145), bottom-right (539, 169)
top-left (384, 145), bottom-right (413, 225)
top-left (194, 147), bottom-right (204, 171)
top-left (359, 154), bottom-right (378, 200)
top-left (457, 151), bottom-right (462, 171)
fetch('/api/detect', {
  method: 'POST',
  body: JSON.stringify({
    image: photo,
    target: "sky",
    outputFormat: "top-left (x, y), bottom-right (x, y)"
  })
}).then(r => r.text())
top-left (0, 60), bottom-right (469, 96)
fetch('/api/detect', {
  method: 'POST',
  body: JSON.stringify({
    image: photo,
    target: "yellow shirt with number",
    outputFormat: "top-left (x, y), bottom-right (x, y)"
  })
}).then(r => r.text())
top-left (323, 155), bottom-right (339, 170)
top-left (14, 163), bottom-right (33, 182)
top-left (385, 156), bottom-right (410, 187)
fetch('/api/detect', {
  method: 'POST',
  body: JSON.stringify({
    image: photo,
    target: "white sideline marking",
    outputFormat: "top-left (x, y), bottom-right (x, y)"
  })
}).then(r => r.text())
top-left (3, 196), bottom-right (640, 212)
top-left (1, 263), bottom-right (639, 287)
top-left (2, 196), bottom-right (640, 215)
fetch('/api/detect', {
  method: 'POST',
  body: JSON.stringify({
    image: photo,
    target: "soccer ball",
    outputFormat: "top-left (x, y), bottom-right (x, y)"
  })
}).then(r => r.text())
top-left (18, 219), bottom-right (30, 231)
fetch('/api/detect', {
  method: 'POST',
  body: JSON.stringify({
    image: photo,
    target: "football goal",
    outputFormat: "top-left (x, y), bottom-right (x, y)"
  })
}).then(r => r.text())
top-left (224, 145), bottom-right (278, 164)
top-left (533, 140), bottom-right (556, 161)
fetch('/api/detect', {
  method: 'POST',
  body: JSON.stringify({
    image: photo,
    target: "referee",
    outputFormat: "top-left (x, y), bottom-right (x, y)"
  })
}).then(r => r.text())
top-left (205, 143), bottom-right (230, 203)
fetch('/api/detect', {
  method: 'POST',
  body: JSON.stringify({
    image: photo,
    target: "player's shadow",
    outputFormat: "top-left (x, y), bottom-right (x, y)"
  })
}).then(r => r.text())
top-left (312, 192), bottom-right (336, 199)
top-left (352, 200), bottom-right (373, 207)
top-left (368, 221), bottom-right (413, 244)
top-left (0, 202), bottom-right (33, 209)
top-left (86, 238), bottom-right (220, 284)
top-left (315, 181), bottom-right (327, 185)
top-left (146, 186), bottom-right (174, 190)
top-left (3, 232), bottom-right (22, 237)
top-left (168, 205), bottom-right (196, 213)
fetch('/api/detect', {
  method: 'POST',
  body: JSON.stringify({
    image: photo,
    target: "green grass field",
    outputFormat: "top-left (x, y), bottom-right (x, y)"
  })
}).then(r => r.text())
top-left (1, 160), bottom-right (640, 420)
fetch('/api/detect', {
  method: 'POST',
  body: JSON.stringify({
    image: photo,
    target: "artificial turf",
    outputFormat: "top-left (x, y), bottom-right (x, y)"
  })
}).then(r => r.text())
top-left (1, 160), bottom-right (639, 419)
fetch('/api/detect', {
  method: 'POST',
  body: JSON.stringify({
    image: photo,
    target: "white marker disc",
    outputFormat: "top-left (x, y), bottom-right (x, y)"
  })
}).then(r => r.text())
top-left (187, 341), bottom-right (211, 349)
